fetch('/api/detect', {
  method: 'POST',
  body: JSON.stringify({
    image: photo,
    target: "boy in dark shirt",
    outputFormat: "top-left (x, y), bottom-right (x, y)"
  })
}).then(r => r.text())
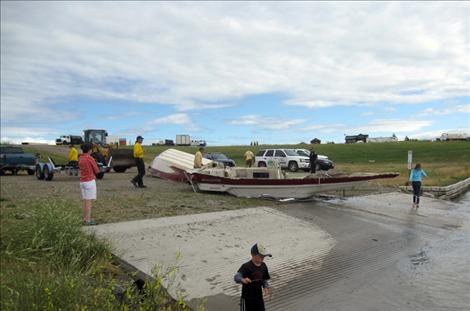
top-left (234, 243), bottom-right (272, 311)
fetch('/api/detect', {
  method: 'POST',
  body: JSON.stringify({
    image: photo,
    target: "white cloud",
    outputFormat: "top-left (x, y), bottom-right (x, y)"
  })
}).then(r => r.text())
top-left (352, 119), bottom-right (433, 133)
top-left (146, 113), bottom-right (199, 131)
top-left (1, 126), bottom-right (58, 137)
top-left (227, 115), bottom-right (305, 130)
top-left (298, 119), bottom-right (432, 137)
top-left (410, 127), bottom-right (470, 140)
top-left (105, 111), bottom-right (140, 120)
top-left (1, 1), bottom-right (469, 127)
top-left (149, 113), bottom-right (192, 126)
top-left (0, 136), bottom-right (55, 145)
top-left (419, 104), bottom-right (470, 116)
top-left (0, 127), bottom-right (59, 144)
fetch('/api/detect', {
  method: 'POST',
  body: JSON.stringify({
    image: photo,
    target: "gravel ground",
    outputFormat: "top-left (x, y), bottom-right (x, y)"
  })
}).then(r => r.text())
top-left (0, 168), bottom-right (276, 224)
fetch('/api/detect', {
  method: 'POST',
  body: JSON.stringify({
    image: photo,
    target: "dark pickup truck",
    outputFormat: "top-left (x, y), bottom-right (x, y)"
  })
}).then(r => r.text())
top-left (0, 146), bottom-right (37, 175)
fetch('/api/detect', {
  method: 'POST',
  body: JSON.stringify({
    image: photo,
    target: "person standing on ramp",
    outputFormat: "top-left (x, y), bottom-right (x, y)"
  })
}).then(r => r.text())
top-left (234, 243), bottom-right (272, 311)
top-left (409, 163), bottom-right (427, 208)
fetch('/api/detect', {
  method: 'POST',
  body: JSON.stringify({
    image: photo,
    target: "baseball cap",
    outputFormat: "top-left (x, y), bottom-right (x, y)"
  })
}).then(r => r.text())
top-left (136, 135), bottom-right (144, 140)
top-left (251, 243), bottom-right (272, 257)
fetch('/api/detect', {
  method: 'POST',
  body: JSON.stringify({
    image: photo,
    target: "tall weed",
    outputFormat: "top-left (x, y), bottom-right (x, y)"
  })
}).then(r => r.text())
top-left (2, 201), bottom-right (110, 270)
top-left (1, 201), bottom-right (204, 310)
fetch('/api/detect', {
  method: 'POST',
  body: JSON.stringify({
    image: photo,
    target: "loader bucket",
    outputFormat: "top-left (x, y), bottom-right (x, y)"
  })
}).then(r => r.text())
top-left (109, 149), bottom-right (135, 173)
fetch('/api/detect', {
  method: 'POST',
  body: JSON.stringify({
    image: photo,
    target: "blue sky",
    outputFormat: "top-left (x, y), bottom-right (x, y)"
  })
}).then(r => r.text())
top-left (1, 2), bottom-right (469, 145)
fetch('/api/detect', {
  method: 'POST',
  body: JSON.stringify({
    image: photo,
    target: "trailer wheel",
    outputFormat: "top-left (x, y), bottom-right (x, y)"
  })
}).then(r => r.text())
top-left (96, 172), bottom-right (104, 179)
top-left (27, 169), bottom-right (35, 175)
top-left (36, 164), bottom-right (45, 180)
top-left (43, 165), bottom-right (54, 181)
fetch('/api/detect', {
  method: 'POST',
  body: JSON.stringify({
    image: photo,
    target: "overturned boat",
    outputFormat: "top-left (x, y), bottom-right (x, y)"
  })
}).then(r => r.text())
top-left (149, 149), bottom-right (399, 199)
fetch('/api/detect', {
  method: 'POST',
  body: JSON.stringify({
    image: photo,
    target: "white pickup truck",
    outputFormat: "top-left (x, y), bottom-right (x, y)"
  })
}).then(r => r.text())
top-left (254, 149), bottom-right (310, 172)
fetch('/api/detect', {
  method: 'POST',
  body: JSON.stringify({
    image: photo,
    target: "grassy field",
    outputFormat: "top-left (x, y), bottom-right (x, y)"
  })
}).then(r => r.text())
top-left (2, 140), bottom-right (468, 309)
top-left (144, 141), bottom-right (470, 187)
top-left (20, 141), bottom-right (470, 186)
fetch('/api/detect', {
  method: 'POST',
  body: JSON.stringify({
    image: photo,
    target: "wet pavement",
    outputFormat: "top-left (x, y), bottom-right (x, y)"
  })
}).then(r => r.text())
top-left (87, 191), bottom-right (470, 311)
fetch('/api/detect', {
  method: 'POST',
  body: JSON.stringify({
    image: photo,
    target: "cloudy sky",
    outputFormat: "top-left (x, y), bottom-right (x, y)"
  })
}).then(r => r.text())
top-left (1, 1), bottom-right (469, 145)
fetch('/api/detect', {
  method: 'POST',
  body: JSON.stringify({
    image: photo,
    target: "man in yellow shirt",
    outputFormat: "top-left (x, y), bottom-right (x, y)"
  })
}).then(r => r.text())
top-left (244, 150), bottom-right (255, 167)
top-left (68, 144), bottom-right (79, 166)
top-left (194, 147), bottom-right (204, 168)
top-left (131, 136), bottom-right (146, 188)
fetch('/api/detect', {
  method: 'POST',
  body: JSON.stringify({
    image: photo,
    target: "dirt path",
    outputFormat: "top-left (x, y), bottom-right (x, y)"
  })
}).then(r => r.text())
top-left (0, 169), bottom-right (276, 224)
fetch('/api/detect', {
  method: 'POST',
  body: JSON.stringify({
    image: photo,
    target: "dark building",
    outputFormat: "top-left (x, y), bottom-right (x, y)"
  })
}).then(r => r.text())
top-left (310, 138), bottom-right (321, 144)
top-left (345, 134), bottom-right (369, 144)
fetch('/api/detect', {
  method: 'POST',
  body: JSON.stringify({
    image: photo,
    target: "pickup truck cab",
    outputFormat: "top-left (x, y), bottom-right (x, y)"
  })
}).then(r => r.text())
top-left (0, 146), bottom-right (37, 175)
top-left (55, 135), bottom-right (83, 145)
top-left (255, 149), bottom-right (310, 172)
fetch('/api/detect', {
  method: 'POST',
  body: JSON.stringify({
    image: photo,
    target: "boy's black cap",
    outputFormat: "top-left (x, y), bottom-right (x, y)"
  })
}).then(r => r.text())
top-left (251, 243), bottom-right (272, 257)
top-left (136, 135), bottom-right (144, 140)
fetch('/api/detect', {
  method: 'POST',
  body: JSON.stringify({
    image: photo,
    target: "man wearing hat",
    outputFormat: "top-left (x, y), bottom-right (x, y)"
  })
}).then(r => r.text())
top-left (131, 135), bottom-right (146, 188)
top-left (234, 243), bottom-right (272, 311)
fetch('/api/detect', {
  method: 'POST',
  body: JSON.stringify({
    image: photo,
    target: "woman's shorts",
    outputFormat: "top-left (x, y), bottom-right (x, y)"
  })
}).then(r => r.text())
top-left (80, 180), bottom-right (97, 200)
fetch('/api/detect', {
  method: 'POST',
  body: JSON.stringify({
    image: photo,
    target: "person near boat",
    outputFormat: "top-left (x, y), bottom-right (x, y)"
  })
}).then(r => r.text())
top-left (194, 146), bottom-right (204, 168)
top-left (309, 148), bottom-right (318, 173)
top-left (244, 150), bottom-right (255, 167)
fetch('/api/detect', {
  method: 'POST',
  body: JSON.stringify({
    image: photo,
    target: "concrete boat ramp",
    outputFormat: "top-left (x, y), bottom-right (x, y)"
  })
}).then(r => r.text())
top-left (87, 192), bottom-right (470, 310)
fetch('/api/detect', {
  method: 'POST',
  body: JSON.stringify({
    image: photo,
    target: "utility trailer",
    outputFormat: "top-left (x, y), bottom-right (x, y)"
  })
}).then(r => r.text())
top-left (35, 157), bottom-right (111, 181)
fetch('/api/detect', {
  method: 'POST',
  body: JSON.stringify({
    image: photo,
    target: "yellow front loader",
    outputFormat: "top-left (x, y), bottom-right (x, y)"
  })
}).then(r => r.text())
top-left (83, 129), bottom-right (136, 173)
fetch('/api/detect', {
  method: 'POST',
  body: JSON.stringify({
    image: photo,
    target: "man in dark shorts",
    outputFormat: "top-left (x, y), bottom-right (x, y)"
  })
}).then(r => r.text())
top-left (234, 243), bottom-right (272, 311)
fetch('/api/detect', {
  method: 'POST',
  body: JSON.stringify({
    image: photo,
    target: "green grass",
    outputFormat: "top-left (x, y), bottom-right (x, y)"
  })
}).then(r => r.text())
top-left (22, 146), bottom-right (69, 163)
top-left (12, 141), bottom-right (470, 186)
top-left (139, 141), bottom-right (470, 187)
top-left (0, 200), bottom-right (203, 310)
top-left (139, 141), bottom-right (470, 165)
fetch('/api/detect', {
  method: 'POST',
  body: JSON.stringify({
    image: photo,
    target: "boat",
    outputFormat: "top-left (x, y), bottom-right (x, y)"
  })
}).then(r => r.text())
top-left (148, 148), bottom-right (213, 182)
top-left (149, 149), bottom-right (399, 199)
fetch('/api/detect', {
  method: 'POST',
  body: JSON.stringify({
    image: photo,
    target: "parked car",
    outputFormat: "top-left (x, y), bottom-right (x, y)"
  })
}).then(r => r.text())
top-left (255, 149), bottom-right (310, 172)
top-left (0, 146), bottom-right (37, 175)
top-left (294, 149), bottom-right (335, 171)
top-left (204, 152), bottom-right (236, 167)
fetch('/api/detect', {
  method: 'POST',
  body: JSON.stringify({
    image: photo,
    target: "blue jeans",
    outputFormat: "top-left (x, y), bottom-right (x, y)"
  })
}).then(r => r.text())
top-left (412, 181), bottom-right (421, 204)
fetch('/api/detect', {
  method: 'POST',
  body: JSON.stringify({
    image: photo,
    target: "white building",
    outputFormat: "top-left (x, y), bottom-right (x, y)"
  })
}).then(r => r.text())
top-left (440, 132), bottom-right (468, 141)
top-left (367, 134), bottom-right (398, 143)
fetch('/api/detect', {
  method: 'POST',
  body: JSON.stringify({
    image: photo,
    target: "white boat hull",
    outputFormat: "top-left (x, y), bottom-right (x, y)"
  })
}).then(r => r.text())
top-left (197, 180), bottom-right (368, 199)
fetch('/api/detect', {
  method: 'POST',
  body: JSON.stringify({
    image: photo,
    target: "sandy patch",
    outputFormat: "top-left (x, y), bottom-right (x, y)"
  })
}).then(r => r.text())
top-left (87, 207), bottom-right (336, 300)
